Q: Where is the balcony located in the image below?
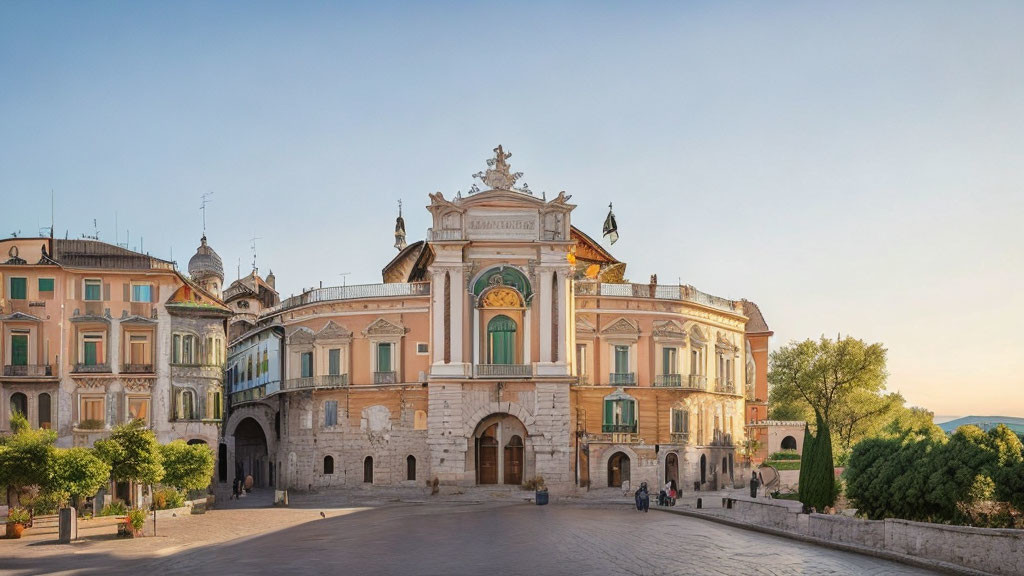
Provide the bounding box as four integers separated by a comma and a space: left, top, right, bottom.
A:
575, 374, 591, 386
686, 375, 707, 390
670, 432, 690, 444
3, 364, 54, 378
475, 364, 532, 378
654, 374, 682, 387
429, 228, 464, 241
602, 423, 638, 434
609, 372, 636, 386
712, 430, 734, 446
283, 374, 349, 391
374, 371, 397, 384
73, 363, 111, 374
573, 281, 740, 315
122, 363, 154, 374
714, 378, 736, 394
264, 282, 430, 316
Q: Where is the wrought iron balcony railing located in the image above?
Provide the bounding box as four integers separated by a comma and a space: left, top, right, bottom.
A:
73, 363, 111, 374
374, 371, 397, 384
283, 374, 349, 391
264, 282, 430, 316
609, 372, 636, 386
714, 377, 736, 394
670, 432, 690, 444
687, 374, 707, 389
475, 364, 532, 378
3, 364, 53, 377
573, 281, 740, 315
654, 374, 682, 387
602, 423, 638, 434
122, 363, 154, 374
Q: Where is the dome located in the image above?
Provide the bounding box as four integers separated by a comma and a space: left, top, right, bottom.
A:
188, 235, 224, 280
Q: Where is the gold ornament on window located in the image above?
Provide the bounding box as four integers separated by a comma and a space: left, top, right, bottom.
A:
482, 287, 522, 308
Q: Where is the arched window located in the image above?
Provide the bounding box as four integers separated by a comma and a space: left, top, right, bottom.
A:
363, 456, 374, 483
406, 455, 416, 481
487, 315, 517, 365
38, 393, 52, 430
10, 392, 27, 419
323, 455, 334, 475
781, 436, 797, 450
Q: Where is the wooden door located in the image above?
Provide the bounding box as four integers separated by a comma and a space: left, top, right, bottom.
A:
503, 435, 523, 485
478, 436, 498, 484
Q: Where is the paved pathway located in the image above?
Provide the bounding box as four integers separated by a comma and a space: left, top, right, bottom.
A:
1, 500, 939, 576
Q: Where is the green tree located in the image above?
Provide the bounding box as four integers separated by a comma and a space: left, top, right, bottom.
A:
768, 336, 892, 457
159, 441, 214, 492
880, 406, 946, 444
0, 413, 57, 507
798, 411, 838, 510
49, 448, 111, 508
94, 419, 164, 490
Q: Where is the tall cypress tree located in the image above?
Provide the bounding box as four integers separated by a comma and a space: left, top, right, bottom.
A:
799, 410, 837, 511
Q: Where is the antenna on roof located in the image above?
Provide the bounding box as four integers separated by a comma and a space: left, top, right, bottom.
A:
237, 258, 241, 281
200, 191, 214, 236
81, 219, 99, 241
249, 235, 262, 274
50, 190, 54, 239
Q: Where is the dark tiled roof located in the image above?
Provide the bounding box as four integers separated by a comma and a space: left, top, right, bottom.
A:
53, 239, 173, 270
742, 299, 771, 333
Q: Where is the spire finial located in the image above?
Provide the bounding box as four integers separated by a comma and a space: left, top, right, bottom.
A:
394, 199, 407, 252
200, 191, 214, 236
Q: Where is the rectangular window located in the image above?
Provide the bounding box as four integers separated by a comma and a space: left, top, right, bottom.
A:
325, 400, 338, 427
128, 334, 150, 364
172, 334, 181, 363
128, 397, 150, 423
614, 345, 629, 373
671, 408, 689, 434
83, 334, 104, 365
10, 277, 27, 300
11, 334, 29, 366
182, 335, 194, 364
38, 278, 54, 299
131, 283, 152, 302
662, 347, 678, 375
690, 349, 703, 375
576, 344, 587, 376
416, 342, 429, 355
603, 398, 636, 432
301, 352, 313, 378
328, 349, 341, 376
81, 396, 105, 423
84, 279, 102, 301
376, 343, 392, 372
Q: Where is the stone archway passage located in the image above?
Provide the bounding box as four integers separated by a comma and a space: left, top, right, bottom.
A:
665, 453, 679, 488
234, 417, 269, 488
781, 435, 797, 450
608, 452, 630, 488
472, 413, 530, 486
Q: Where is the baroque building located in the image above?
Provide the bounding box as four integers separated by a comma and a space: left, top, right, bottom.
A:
0, 237, 230, 472
221, 147, 771, 496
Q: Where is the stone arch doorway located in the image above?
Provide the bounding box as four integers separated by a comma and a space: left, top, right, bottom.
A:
665, 453, 679, 488
471, 413, 529, 485
781, 436, 797, 450
234, 417, 270, 488
608, 451, 630, 487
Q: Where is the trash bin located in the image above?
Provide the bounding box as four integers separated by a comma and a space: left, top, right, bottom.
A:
535, 490, 549, 505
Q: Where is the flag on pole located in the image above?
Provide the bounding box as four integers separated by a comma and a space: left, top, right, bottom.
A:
602, 203, 618, 245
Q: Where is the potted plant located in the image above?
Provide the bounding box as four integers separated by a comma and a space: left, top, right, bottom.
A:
119, 508, 147, 538
6, 507, 30, 539
532, 476, 549, 506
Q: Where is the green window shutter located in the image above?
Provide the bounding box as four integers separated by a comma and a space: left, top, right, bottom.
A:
624, 400, 635, 426
10, 278, 27, 300
615, 346, 629, 373
85, 281, 101, 301
328, 349, 341, 375
603, 400, 613, 426
11, 335, 28, 366
377, 344, 392, 372
487, 315, 517, 365
38, 278, 54, 293
84, 341, 98, 366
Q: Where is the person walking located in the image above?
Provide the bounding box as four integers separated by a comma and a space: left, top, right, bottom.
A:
749, 471, 760, 498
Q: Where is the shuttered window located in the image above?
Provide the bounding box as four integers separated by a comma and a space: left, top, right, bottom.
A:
376, 343, 392, 372
324, 401, 338, 427
38, 278, 54, 299
11, 334, 28, 366
301, 352, 313, 378
84, 279, 102, 301
328, 349, 341, 376
10, 278, 27, 300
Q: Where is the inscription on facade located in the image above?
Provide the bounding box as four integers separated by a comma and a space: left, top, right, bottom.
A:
466, 215, 538, 240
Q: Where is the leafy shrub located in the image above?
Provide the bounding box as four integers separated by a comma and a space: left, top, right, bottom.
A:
77, 419, 105, 430
522, 476, 546, 491
152, 488, 185, 510
126, 508, 146, 531
100, 500, 128, 517
767, 450, 801, 461
6, 507, 30, 524
769, 461, 801, 471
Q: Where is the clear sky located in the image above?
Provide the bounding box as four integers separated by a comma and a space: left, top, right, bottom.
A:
2, 1, 1022, 418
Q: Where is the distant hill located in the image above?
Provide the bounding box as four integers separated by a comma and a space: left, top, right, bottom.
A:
938, 416, 1024, 436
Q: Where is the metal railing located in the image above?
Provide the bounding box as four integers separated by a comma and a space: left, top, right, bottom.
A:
670, 432, 690, 444
712, 431, 734, 446
122, 363, 154, 374
475, 364, 532, 378
574, 281, 739, 314
654, 374, 682, 387
609, 372, 636, 386
264, 282, 430, 316
73, 363, 111, 374
602, 423, 638, 434
686, 374, 707, 389
374, 371, 397, 384
575, 374, 590, 386
714, 377, 736, 394
3, 364, 53, 377
283, 374, 349, 391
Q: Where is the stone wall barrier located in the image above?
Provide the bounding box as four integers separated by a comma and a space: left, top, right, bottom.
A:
807, 513, 884, 549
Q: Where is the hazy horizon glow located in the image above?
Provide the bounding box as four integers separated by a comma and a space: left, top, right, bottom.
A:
2, 1, 1022, 417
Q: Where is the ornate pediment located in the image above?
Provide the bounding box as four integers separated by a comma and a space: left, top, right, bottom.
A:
123, 378, 152, 392
362, 318, 406, 337
652, 320, 686, 340
600, 318, 639, 336
480, 286, 523, 308
716, 331, 739, 352
690, 325, 708, 346
120, 314, 157, 325
316, 320, 352, 341
70, 313, 110, 324
288, 327, 315, 345
1, 311, 42, 323
575, 317, 597, 335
